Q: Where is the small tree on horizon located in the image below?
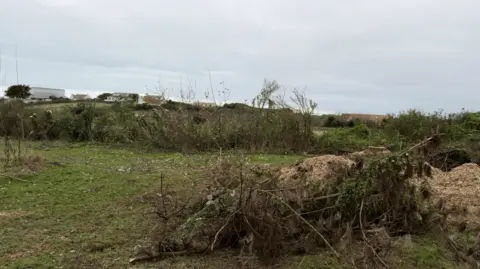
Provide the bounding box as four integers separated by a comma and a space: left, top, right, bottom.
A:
5, 84, 32, 99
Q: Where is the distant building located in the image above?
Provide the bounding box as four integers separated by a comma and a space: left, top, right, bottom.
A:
71, 94, 89, 100
340, 113, 389, 123
105, 92, 136, 102
30, 87, 66, 100
137, 95, 165, 106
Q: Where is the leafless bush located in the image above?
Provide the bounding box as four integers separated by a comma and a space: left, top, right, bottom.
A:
135, 138, 443, 267
0, 100, 26, 168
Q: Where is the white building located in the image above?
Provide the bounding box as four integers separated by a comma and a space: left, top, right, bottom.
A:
105, 92, 136, 102
71, 94, 89, 100
30, 87, 66, 99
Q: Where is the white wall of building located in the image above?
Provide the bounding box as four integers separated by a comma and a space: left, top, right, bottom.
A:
30, 87, 66, 99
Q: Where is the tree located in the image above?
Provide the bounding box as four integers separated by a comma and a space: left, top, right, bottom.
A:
290, 88, 317, 115
5, 84, 32, 99
252, 79, 281, 108
290, 88, 318, 150
96, 92, 112, 101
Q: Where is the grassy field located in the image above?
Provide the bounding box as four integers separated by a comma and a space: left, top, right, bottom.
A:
0, 143, 301, 268
0, 143, 470, 268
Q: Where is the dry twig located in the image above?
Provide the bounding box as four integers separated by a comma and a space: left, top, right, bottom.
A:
359, 198, 389, 269
258, 189, 339, 258
210, 209, 240, 251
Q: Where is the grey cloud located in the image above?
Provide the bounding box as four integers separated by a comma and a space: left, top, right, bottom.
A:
1, 0, 480, 113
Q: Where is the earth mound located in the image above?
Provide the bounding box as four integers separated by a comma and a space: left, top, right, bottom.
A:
133, 150, 433, 266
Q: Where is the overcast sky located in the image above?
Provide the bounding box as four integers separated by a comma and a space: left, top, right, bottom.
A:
0, 0, 479, 114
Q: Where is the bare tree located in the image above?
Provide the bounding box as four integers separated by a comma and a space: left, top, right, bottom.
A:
179, 76, 196, 103
251, 79, 281, 109
273, 87, 291, 109
219, 80, 231, 106
152, 76, 170, 101
205, 72, 232, 106
290, 87, 318, 149
290, 87, 317, 115
206, 71, 217, 105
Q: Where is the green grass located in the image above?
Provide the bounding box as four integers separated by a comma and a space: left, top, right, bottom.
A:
1, 143, 188, 268
0, 142, 468, 268
0, 143, 304, 268
404, 242, 452, 268
395, 235, 471, 269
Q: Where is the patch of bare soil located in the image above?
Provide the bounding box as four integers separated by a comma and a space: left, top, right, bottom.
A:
0, 210, 30, 218
5, 243, 50, 262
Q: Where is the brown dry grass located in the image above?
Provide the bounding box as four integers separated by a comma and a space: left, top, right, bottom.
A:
435, 163, 480, 207
428, 163, 480, 231
21, 155, 44, 173
5, 243, 50, 262
279, 155, 355, 184
0, 154, 44, 177
0, 210, 30, 218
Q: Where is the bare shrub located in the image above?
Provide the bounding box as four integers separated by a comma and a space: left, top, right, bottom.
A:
136, 143, 438, 266
0, 100, 27, 168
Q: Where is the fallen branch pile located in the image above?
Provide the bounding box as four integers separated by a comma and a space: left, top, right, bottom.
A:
132, 137, 451, 266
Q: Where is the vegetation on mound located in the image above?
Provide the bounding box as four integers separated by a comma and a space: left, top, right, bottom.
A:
129, 136, 479, 268
2, 98, 480, 158
2, 79, 480, 161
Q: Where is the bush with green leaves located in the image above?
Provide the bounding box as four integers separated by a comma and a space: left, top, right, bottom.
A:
13, 100, 311, 153
459, 111, 480, 130
380, 109, 476, 150
4, 84, 32, 99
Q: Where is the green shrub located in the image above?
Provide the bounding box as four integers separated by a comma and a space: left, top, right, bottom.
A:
2, 98, 480, 155
460, 111, 480, 130
133, 103, 153, 110
382, 109, 471, 145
